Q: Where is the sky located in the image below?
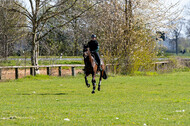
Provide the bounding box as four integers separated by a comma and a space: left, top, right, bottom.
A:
23, 0, 190, 35
164, 0, 190, 36
165, 0, 189, 6
23, 0, 190, 15
165, 0, 190, 16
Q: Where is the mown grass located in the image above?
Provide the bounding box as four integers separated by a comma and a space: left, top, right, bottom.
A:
0, 73, 189, 126
160, 52, 190, 58
0, 56, 83, 66
0, 60, 83, 66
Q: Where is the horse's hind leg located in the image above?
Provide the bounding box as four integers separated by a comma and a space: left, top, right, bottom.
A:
98, 71, 102, 91
85, 76, 90, 88
91, 79, 96, 94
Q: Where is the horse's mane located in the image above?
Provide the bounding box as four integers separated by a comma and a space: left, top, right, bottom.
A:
83, 44, 98, 72
83, 44, 88, 52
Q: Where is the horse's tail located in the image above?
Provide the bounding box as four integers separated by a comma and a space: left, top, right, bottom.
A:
103, 70, 108, 80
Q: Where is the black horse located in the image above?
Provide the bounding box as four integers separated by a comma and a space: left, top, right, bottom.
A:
83, 44, 107, 94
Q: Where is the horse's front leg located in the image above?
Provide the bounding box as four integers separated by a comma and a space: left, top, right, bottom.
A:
91, 74, 96, 94
85, 75, 90, 88
98, 71, 102, 91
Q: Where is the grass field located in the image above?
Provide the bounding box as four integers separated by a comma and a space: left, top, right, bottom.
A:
0, 56, 83, 66
0, 59, 83, 66
0, 72, 189, 126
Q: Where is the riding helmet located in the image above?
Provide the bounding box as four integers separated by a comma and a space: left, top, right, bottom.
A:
91, 34, 96, 38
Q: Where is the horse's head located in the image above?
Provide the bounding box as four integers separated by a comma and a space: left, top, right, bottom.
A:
83, 44, 89, 58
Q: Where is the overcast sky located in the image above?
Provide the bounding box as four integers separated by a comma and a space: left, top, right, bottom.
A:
23, 0, 190, 13
23, 0, 190, 30
165, 0, 190, 16
165, 0, 189, 6
166, 0, 190, 7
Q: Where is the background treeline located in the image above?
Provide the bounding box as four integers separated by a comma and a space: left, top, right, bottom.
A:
0, 0, 189, 74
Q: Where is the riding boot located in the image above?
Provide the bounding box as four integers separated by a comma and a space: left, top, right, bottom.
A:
98, 61, 102, 71
97, 59, 102, 71
93, 51, 102, 71
99, 65, 102, 71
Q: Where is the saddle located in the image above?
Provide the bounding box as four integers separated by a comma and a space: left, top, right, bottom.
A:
91, 54, 102, 65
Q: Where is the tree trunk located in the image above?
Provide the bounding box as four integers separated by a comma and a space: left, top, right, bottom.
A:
74, 40, 78, 56
31, 32, 36, 66
176, 37, 178, 55
123, 0, 133, 73
73, 19, 79, 56
31, 31, 39, 75
3, 34, 8, 60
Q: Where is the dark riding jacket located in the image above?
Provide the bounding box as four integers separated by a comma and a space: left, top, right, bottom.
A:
87, 40, 101, 67
87, 40, 99, 52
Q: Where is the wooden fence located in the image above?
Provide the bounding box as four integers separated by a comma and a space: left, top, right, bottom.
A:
0, 61, 172, 81
0, 64, 85, 80
153, 61, 170, 71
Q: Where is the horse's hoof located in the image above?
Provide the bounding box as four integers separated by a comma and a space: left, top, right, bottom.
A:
98, 87, 100, 91
86, 84, 90, 88
92, 91, 95, 94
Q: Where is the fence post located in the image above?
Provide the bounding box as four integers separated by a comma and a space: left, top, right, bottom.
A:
0, 69, 2, 80
30, 67, 33, 76
30, 67, 36, 76
47, 67, 51, 76
58, 66, 62, 76
15, 68, 18, 79
155, 63, 158, 71
72, 67, 75, 76
34, 68, 36, 76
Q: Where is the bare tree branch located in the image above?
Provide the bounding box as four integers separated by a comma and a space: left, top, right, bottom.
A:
36, 1, 100, 42
29, 0, 34, 16
8, 8, 32, 21
37, 0, 76, 27
13, 1, 32, 19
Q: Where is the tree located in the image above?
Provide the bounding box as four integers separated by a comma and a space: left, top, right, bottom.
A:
185, 1, 190, 38
170, 20, 184, 55
0, 0, 26, 59
186, 23, 190, 37
86, 0, 181, 74
3, 0, 99, 74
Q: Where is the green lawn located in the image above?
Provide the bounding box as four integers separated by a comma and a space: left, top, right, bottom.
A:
0, 56, 83, 66
0, 60, 83, 66
161, 52, 190, 58
0, 72, 189, 126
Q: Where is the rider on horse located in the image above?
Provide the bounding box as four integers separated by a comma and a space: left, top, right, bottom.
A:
87, 34, 102, 71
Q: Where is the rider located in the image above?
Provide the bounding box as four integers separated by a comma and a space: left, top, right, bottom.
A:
87, 34, 102, 71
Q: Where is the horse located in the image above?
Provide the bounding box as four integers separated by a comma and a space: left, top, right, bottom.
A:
83, 44, 107, 94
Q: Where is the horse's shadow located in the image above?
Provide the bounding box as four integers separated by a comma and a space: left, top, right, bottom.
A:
38, 93, 68, 95
17, 93, 68, 95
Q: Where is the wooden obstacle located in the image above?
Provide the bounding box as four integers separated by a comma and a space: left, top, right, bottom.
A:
0, 64, 84, 80
153, 61, 170, 71
0, 61, 172, 80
